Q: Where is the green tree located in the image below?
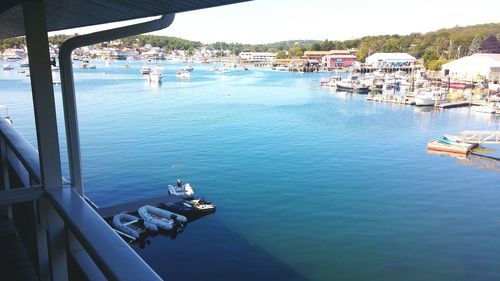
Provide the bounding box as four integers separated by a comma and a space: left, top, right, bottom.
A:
468, 35, 482, 55
276, 51, 288, 59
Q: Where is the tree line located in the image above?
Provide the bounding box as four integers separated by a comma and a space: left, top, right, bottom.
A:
1, 22, 499, 68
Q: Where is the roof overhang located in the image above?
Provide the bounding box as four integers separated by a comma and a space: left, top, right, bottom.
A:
0, 0, 251, 39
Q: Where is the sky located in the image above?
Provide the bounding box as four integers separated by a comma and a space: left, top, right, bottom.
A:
53, 0, 500, 44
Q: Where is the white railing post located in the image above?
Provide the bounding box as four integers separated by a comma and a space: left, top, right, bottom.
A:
58, 14, 175, 196
0, 139, 12, 219
22, 0, 67, 280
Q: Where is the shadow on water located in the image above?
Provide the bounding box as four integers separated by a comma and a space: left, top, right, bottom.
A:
129, 215, 309, 281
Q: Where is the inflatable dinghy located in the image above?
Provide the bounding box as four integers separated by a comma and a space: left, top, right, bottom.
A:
138, 205, 187, 232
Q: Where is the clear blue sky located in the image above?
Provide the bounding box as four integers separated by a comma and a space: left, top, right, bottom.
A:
54, 0, 500, 44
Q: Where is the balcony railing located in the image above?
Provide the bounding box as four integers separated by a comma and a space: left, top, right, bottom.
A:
0, 117, 162, 281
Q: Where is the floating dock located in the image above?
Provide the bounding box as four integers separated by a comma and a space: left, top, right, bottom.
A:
436, 101, 470, 109
427, 139, 478, 155
93, 195, 180, 219
366, 96, 415, 105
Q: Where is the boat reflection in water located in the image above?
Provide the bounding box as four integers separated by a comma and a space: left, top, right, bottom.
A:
427, 149, 500, 172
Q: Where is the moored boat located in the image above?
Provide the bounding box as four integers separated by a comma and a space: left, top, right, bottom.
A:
168, 179, 194, 198
138, 205, 187, 232
473, 104, 498, 114
112, 213, 144, 239
2, 64, 13, 70
176, 70, 191, 79
140, 65, 151, 75
162, 197, 216, 215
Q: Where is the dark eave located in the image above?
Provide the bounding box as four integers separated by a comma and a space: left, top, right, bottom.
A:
0, 0, 251, 39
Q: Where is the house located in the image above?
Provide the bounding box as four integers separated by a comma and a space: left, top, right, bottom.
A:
322, 54, 357, 68
239, 52, 276, 62
2, 48, 26, 60
304, 49, 357, 63
441, 53, 500, 81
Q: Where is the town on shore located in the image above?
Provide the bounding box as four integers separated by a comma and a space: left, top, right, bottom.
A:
1, 23, 500, 113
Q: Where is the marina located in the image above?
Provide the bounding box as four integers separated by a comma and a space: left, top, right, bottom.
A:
1, 60, 499, 281
0, 1, 499, 280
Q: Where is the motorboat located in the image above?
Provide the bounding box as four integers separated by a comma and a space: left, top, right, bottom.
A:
180, 66, 194, 72
148, 70, 162, 83
112, 213, 144, 239
320, 76, 341, 88
162, 197, 216, 215
138, 205, 187, 232
140, 65, 150, 75
335, 76, 369, 94
176, 70, 191, 79
190, 198, 216, 213
168, 180, 194, 198
19, 59, 29, 67
81, 63, 96, 69
2, 64, 13, 70
473, 104, 498, 114
414, 88, 447, 106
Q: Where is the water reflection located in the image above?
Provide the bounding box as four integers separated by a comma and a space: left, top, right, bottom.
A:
427, 150, 500, 172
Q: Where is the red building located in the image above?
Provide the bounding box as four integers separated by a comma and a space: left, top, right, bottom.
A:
322, 54, 357, 69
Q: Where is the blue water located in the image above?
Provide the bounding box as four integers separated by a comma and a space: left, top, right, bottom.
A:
1, 60, 500, 281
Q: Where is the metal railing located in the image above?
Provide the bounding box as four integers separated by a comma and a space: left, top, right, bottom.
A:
0, 117, 162, 281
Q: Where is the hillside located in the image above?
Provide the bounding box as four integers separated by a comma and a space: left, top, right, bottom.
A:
1, 22, 499, 64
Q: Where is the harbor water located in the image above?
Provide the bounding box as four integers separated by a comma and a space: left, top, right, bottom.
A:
1, 61, 500, 281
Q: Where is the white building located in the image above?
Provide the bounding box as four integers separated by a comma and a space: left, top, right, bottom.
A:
2, 48, 26, 60
365, 53, 416, 68
441, 53, 500, 81
239, 52, 276, 62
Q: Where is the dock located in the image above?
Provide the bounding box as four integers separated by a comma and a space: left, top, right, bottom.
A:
366, 96, 415, 105
436, 101, 470, 109
94, 195, 181, 219
427, 139, 478, 155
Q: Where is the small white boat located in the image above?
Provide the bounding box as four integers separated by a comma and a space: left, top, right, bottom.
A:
176, 70, 191, 79
19, 59, 29, 67
112, 213, 143, 239
473, 105, 497, 114
414, 96, 437, 106
81, 63, 96, 69
140, 65, 151, 75
168, 180, 194, 198
414, 88, 447, 106
190, 198, 216, 213
138, 205, 187, 232
2, 64, 13, 71
149, 71, 162, 83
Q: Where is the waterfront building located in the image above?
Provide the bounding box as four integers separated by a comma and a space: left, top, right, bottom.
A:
2, 48, 26, 60
239, 52, 277, 62
365, 52, 416, 68
321, 54, 357, 68
304, 49, 357, 63
441, 53, 500, 82
141, 48, 166, 60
